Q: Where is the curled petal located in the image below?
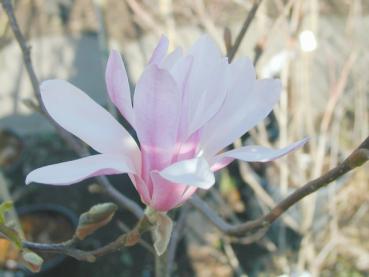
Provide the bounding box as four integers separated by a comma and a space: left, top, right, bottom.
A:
212, 138, 309, 170
158, 157, 215, 189
149, 156, 214, 211
106, 50, 135, 126
26, 154, 135, 186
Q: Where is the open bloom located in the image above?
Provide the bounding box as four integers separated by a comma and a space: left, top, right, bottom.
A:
26, 35, 307, 212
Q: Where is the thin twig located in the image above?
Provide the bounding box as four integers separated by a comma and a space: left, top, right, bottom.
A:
227, 0, 263, 62
96, 176, 144, 218
190, 137, 369, 237
166, 205, 190, 275
22, 216, 152, 262
117, 220, 155, 254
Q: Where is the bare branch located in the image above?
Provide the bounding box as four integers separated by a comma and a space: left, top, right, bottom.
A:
190, 136, 369, 237
166, 205, 190, 275
96, 176, 144, 218
22, 216, 152, 262
227, 0, 263, 62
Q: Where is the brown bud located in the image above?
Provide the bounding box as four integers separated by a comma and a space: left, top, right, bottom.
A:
126, 230, 140, 246
75, 203, 118, 240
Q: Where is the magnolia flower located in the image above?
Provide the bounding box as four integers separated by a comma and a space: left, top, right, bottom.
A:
26, 35, 307, 212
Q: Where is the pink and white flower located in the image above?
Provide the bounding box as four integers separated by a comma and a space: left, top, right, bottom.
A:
26, 35, 307, 212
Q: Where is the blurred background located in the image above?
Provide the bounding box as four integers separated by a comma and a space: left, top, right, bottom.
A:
0, 0, 368, 276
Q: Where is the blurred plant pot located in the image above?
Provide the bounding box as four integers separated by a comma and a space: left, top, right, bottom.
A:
0, 129, 24, 176
0, 204, 78, 276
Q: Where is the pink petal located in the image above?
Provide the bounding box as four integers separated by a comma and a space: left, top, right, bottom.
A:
158, 157, 215, 189
176, 186, 198, 206
26, 154, 135, 186
149, 156, 215, 211
106, 50, 135, 126
129, 174, 151, 206
150, 172, 188, 212
133, 64, 180, 179
201, 59, 281, 157
212, 138, 308, 169
148, 35, 169, 65
40, 80, 140, 168
173, 130, 200, 162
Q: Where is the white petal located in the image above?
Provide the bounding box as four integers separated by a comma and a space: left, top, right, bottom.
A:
184, 36, 225, 135
158, 157, 215, 189
148, 35, 169, 65
40, 80, 140, 165
161, 47, 183, 70
170, 55, 193, 89
201, 59, 281, 157
213, 138, 308, 165
188, 35, 222, 63
106, 50, 135, 126
187, 58, 228, 135
26, 154, 135, 186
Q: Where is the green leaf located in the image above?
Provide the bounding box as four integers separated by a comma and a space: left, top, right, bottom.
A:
0, 201, 13, 224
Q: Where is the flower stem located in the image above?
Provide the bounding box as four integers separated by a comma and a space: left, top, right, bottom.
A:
155, 250, 168, 277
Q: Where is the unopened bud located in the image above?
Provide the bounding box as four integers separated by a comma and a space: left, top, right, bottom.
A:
75, 203, 118, 240
21, 250, 44, 273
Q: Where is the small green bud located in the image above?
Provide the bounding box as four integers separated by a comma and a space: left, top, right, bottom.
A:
0, 223, 22, 248
21, 250, 44, 273
0, 201, 13, 224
